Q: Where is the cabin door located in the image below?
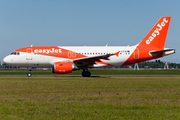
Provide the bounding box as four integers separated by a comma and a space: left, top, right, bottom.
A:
133, 48, 139, 59
26, 48, 33, 60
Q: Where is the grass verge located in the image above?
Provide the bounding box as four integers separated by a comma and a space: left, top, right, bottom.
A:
0, 77, 180, 119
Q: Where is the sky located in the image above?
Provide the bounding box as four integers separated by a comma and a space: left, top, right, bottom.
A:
0, 0, 180, 63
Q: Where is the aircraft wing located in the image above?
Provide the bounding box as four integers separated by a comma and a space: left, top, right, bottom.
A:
73, 51, 120, 65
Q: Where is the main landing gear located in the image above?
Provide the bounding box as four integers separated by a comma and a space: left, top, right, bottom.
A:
81, 69, 91, 77
27, 70, 32, 77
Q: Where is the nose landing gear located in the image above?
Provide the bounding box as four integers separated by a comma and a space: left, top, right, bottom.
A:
27, 70, 32, 77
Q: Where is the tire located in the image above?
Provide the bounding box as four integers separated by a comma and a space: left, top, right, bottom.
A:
27, 73, 32, 77
81, 71, 91, 77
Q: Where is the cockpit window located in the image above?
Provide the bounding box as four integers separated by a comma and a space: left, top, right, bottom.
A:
11, 52, 20, 55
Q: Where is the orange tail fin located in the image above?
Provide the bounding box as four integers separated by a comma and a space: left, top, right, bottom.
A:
122, 17, 171, 66
138, 16, 171, 50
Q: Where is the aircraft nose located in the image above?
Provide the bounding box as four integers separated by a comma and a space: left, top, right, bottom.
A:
3, 56, 11, 64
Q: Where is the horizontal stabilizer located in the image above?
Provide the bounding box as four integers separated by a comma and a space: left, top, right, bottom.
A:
149, 49, 175, 56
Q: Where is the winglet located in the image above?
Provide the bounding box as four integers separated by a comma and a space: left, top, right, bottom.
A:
114, 51, 120, 57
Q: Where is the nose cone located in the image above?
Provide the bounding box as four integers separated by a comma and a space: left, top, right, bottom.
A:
3, 56, 11, 64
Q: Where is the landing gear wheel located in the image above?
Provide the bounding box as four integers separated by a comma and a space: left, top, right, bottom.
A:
27, 70, 32, 77
82, 71, 91, 77
27, 73, 32, 77
85, 71, 91, 77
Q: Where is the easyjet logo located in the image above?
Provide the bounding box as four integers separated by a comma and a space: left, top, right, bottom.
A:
146, 18, 168, 45
34, 48, 62, 53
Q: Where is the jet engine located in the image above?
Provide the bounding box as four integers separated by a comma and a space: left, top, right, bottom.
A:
52, 62, 78, 74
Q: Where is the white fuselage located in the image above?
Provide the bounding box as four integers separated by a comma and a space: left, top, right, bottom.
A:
3, 45, 137, 68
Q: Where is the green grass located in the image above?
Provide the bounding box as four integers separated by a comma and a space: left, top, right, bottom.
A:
0, 69, 180, 77
0, 77, 180, 119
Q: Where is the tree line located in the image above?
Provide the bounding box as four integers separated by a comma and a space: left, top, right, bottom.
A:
120, 61, 180, 69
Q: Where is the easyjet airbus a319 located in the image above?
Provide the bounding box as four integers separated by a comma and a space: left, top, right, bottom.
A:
3, 17, 175, 77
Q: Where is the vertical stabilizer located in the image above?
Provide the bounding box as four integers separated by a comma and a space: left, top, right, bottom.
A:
138, 16, 171, 50
122, 17, 171, 66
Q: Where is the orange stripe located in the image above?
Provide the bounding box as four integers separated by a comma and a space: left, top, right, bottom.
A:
14, 46, 87, 59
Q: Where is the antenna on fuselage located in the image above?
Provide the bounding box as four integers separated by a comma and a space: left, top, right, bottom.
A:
31, 44, 33, 47
106, 44, 108, 47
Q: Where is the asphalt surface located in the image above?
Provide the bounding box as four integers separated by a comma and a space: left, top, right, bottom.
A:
0, 76, 180, 78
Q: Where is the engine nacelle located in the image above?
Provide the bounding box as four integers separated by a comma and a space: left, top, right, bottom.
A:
52, 62, 77, 74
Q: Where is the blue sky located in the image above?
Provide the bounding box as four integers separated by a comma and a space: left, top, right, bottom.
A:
0, 0, 180, 63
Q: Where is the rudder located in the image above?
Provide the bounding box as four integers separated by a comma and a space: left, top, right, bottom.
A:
122, 17, 171, 66
138, 16, 171, 50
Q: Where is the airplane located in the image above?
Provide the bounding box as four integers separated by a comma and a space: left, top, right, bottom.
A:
3, 16, 175, 77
